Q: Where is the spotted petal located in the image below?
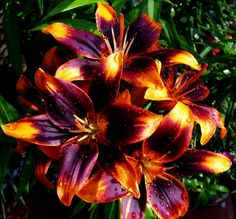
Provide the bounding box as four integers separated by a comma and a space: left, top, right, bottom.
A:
127, 14, 162, 55
98, 146, 140, 198
35, 69, 94, 129
121, 177, 146, 219
43, 23, 107, 59
57, 141, 98, 206
189, 103, 227, 145
77, 170, 127, 203
123, 57, 164, 89
153, 49, 201, 70
1, 114, 69, 146
143, 102, 194, 162
55, 58, 100, 82
146, 173, 189, 219
168, 149, 232, 177
97, 103, 162, 147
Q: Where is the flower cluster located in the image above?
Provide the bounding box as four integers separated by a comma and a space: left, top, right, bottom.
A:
1, 2, 232, 219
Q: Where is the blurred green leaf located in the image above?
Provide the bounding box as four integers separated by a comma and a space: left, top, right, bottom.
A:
38, 0, 44, 16
43, 0, 107, 20
69, 200, 87, 219
2, 0, 23, 76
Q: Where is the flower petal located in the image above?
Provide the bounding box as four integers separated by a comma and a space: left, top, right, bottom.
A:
38, 145, 60, 160
153, 49, 201, 70
146, 173, 189, 219
98, 146, 140, 198
34, 156, 54, 190
127, 14, 162, 55
43, 23, 107, 59
189, 103, 227, 145
123, 57, 164, 89
57, 141, 98, 206
1, 114, 69, 146
121, 177, 146, 219
115, 89, 131, 105
143, 102, 194, 162
96, 2, 120, 44
88, 51, 123, 111
35, 69, 94, 129
169, 149, 232, 177
97, 103, 162, 146
41, 46, 64, 75
55, 58, 100, 82
77, 170, 127, 203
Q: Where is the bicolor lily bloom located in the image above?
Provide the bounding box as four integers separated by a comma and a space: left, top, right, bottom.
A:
42, 2, 200, 91
119, 102, 231, 219
144, 64, 227, 145
1, 69, 162, 206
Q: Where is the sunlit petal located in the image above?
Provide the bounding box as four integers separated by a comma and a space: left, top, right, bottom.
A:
189, 103, 227, 145
77, 170, 127, 203
146, 173, 189, 219
169, 149, 232, 177
145, 87, 172, 101
35, 69, 94, 129
1, 114, 69, 146
123, 57, 164, 89
34, 156, 54, 190
57, 141, 98, 206
97, 103, 162, 146
43, 23, 107, 59
153, 49, 201, 70
127, 14, 162, 55
98, 146, 140, 198
143, 102, 194, 162
55, 58, 100, 82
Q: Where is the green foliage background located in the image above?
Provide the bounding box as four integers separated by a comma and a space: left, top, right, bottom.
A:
0, 0, 236, 218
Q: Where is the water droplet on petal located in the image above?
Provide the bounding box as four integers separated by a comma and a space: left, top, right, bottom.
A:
131, 212, 136, 219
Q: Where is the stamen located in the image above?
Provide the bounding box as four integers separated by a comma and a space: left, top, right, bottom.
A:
102, 34, 113, 54
118, 13, 124, 51
77, 134, 90, 143
73, 114, 86, 125
124, 36, 135, 59
111, 27, 117, 52
173, 63, 208, 96
122, 26, 129, 52
176, 87, 196, 99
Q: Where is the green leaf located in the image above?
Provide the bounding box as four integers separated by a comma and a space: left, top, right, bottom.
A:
69, 200, 87, 219
0, 145, 13, 189
2, 0, 23, 76
30, 19, 97, 33
0, 95, 20, 126
43, 0, 107, 20
38, 0, 44, 16
112, 0, 127, 14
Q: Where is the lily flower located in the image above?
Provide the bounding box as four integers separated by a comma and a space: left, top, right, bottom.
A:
1, 69, 162, 206
144, 64, 227, 145
42, 2, 200, 90
120, 102, 231, 219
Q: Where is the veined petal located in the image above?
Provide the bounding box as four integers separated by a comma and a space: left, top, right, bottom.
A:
146, 173, 189, 219
97, 103, 162, 146
41, 46, 64, 75
121, 177, 146, 219
77, 170, 127, 203
189, 103, 227, 145
98, 146, 140, 198
35, 69, 94, 129
88, 52, 123, 111
57, 141, 98, 206
169, 149, 232, 177
43, 23, 107, 59
1, 114, 69, 146
55, 58, 100, 82
153, 49, 201, 70
127, 14, 162, 55
34, 156, 54, 190
143, 102, 194, 162
96, 2, 119, 43
123, 57, 164, 89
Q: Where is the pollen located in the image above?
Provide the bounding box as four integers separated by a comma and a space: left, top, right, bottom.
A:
43, 23, 71, 39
